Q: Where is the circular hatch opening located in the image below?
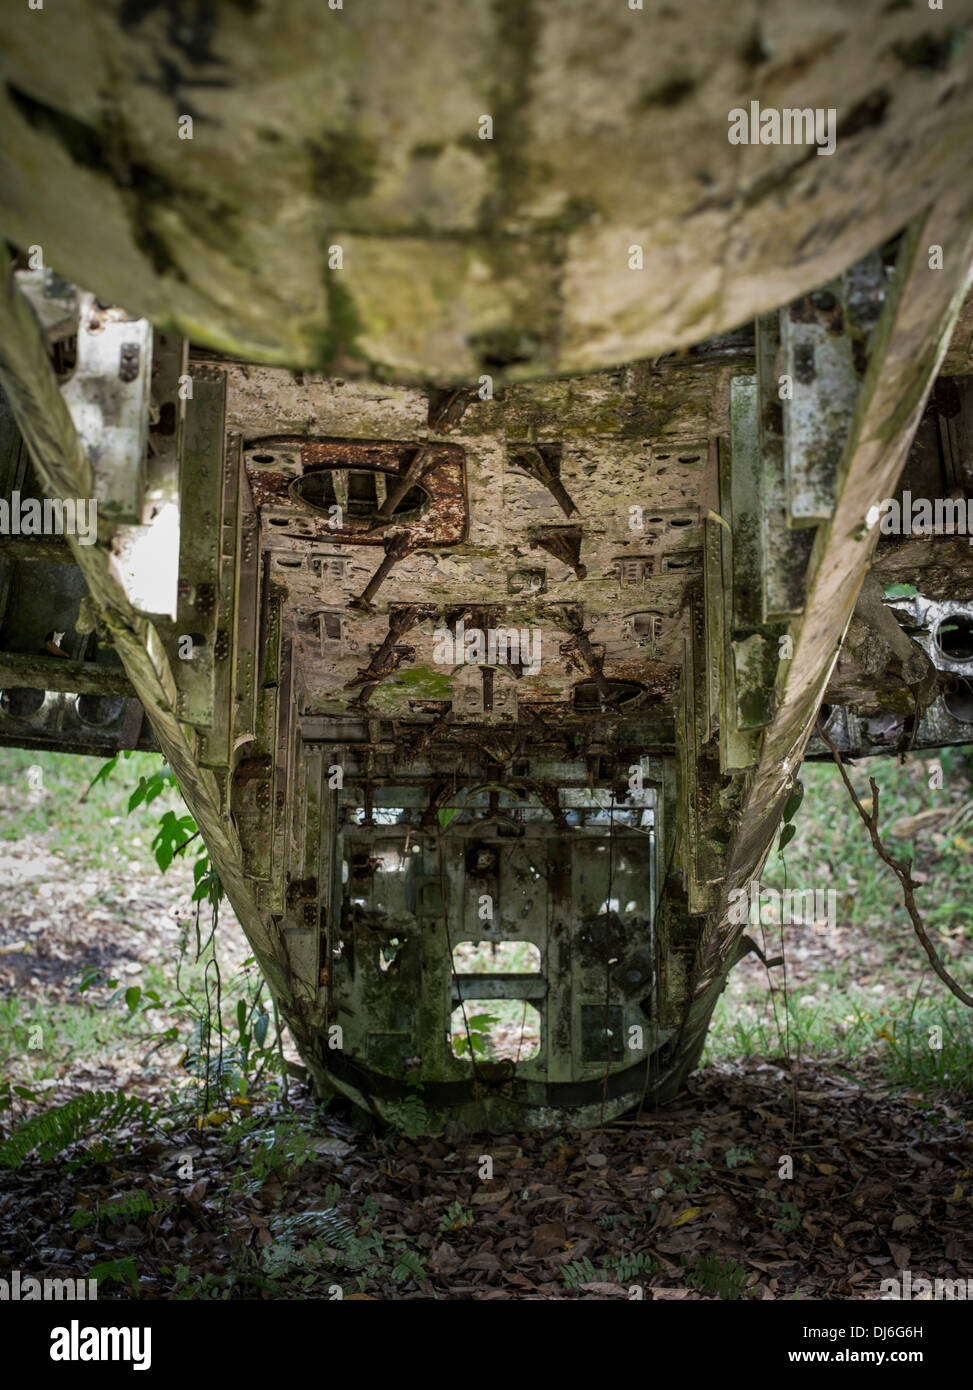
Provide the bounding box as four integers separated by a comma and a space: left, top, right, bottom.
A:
289, 466, 430, 522
0, 688, 46, 719
936, 614, 973, 663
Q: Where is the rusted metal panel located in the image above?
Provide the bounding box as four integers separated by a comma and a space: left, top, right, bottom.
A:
756, 312, 814, 621
781, 287, 860, 526
173, 371, 226, 728
245, 436, 467, 548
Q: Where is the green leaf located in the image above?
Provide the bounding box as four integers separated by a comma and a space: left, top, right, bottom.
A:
151, 810, 197, 873
128, 778, 148, 814
466, 1013, 497, 1031
91, 1256, 139, 1294
80, 753, 120, 802
782, 780, 804, 823
77, 964, 105, 994
191, 861, 223, 905
143, 768, 176, 806
778, 823, 796, 853
125, 986, 142, 1013
437, 807, 460, 830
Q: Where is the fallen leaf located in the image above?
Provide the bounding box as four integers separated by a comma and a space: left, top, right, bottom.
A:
528, 1221, 567, 1257
471, 1187, 510, 1206
673, 1206, 702, 1227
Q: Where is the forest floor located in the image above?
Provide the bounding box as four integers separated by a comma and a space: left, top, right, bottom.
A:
0, 746, 970, 1299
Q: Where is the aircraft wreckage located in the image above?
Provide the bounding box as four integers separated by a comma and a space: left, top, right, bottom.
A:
0, 1, 971, 1130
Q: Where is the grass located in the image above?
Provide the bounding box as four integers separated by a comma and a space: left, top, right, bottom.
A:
0, 977, 167, 1080
705, 747, 973, 1096
0, 747, 184, 870
0, 747, 282, 1111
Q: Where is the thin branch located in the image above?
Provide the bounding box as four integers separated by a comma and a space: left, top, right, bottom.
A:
173, 830, 201, 857
816, 718, 973, 1009
438, 834, 480, 1118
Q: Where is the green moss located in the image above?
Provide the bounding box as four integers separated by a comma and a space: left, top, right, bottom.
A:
531, 195, 600, 234
484, 0, 540, 218
308, 131, 379, 201
383, 666, 454, 700
313, 277, 365, 370
6, 88, 187, 280
680, 288, 720, 331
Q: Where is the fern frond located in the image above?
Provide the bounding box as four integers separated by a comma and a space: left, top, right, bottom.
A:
270, 1207, 355, 1247
384, 1094, 428, 1138
0, 1090, 152, 1169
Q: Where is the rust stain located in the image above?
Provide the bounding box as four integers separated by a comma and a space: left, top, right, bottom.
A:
246, 435, 467, 547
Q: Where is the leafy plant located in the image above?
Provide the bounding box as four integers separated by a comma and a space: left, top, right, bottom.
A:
269, 1208, 355, 1246
389, 1248, 427, 1284
453, 1011, 499, 1058
90, 1256, 140, 1295
778, 778, 804, 855
243, 1118, 317, 1187
604, 1251, 655, 1282
0, 1079, 41, 1114
675, 1131, 713, 1193
70, 1189, 171, 1230
560, 1251, 655, 1288
384, 1093, 429, 1138
685, 1252, 749, 1300
127, 763, 178, 815
438, 1200, 474, 1233
0, 1090, 152, 1169
84, 753, 222, 906
773, 1201, 802, 1234
596, 1212, 636, 1230
560, 1256, 600, 1289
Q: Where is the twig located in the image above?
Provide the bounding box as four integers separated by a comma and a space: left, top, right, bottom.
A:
816, 718, 973, 1009
173, 830, 201, 857
438, 834, 480, 1120
599, 791, 617, 1124
635, 829, 679, 1122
